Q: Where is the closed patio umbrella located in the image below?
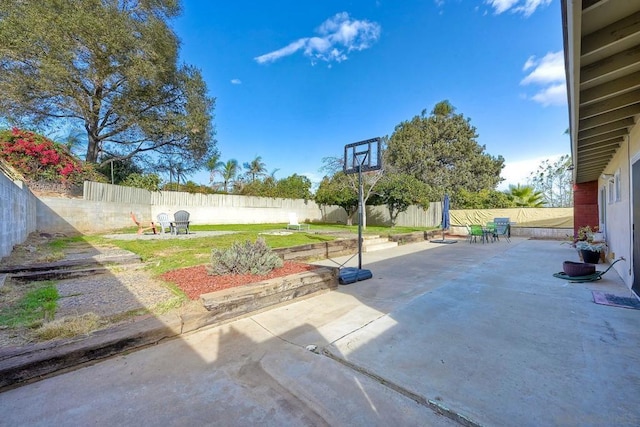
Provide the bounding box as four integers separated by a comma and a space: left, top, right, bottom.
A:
430, 194, 456, 244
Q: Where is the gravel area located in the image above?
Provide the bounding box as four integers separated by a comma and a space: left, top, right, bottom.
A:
55, 267, 176, 319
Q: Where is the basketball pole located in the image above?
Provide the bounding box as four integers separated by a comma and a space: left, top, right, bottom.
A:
357, 164, 363, 270
339, 137, 379, 284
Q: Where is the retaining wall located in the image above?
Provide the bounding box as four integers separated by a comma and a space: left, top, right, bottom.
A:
0, 174, 38, 258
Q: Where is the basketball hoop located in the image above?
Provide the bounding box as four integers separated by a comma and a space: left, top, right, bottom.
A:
339, 137, 382, 284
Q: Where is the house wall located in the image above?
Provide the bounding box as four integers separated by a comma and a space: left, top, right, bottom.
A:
597, 122, 640, 289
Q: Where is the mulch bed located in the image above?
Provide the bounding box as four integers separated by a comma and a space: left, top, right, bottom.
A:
160, 261, 319, 300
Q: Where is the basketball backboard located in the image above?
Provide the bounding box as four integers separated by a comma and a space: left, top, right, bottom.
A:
343, 137, 382, 175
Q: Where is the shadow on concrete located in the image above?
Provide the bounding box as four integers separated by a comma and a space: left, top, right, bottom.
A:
1, 238, 639, 426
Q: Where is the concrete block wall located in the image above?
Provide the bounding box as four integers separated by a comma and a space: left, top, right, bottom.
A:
150, 203, 327, 226
0, 174, 37, 258
36, 197, 152, 234
449, 225, 573, 240
573, 181, 599, 235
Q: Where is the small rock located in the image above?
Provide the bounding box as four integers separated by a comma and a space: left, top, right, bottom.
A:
305, 344, 318, 353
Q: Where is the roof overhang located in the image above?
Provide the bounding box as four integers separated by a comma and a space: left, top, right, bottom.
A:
562, 0, 640, 183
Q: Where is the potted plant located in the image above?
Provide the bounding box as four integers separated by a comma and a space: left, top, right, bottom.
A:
575, 241, 606, 264
563, 226, 607, 263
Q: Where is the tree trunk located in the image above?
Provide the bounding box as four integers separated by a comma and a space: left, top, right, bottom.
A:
362, 207, 367, 230
86, 131, 101, 163
345, 207, 357, 226
389, 208, 398, 227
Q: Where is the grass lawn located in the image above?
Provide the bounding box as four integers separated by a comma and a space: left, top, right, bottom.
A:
0, 281, 58, 328
44, 223, 432, 309
76, 222, 432, 275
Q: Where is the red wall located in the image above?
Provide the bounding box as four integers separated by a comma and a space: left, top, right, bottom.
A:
573, 181, 599, 235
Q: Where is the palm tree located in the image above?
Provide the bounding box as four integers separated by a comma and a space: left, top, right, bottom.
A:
220, 159, 239, 193
269, 168, 280, 179
205, 153, 222, 187
506, 184, 545, 207
243, 155, 267, 182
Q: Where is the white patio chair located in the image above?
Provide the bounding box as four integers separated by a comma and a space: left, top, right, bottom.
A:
156, 212, 171, 234
286, 213, 309, 230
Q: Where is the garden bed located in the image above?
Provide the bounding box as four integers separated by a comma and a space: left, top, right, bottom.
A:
160, 261, 319, 300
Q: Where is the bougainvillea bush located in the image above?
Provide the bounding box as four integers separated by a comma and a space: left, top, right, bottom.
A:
0, 128, 102, 185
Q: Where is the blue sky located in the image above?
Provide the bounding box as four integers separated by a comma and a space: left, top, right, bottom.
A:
171, 0, 567, 190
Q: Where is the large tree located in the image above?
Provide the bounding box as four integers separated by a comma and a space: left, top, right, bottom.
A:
319, 156, 384, 229
373, 173, 430, 227
0, 0, 216, 168
276, 174, 312, 200
386, 100, 504, 201
315, 173, 359, 225
529, 154, 573, 207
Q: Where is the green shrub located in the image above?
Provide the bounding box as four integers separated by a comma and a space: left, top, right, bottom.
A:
207, 237, 283, 276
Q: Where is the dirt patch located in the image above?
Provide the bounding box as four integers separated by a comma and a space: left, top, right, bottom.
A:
0, 232, 66, 267
161, 262, 319, 300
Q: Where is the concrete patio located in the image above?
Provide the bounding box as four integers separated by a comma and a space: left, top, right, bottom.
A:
1, 237, 638, 426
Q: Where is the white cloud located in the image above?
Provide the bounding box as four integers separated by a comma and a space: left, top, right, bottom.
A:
486, 0, 519, 14
230, 79, 242, 85
520, 51, 567, 106
255, 12, 381, 65
522, 55, 536, 71
521, 51, 564, 85
499, 154, 566, 190
531, 83, 567, 106
486, 0, 551, 17
255, 39, 308, 64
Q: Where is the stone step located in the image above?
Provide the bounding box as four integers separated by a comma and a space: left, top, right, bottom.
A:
364, 241, 399, 252
0, 253, 141, 274
10, 267, 115, 282
362, 237, 392, 246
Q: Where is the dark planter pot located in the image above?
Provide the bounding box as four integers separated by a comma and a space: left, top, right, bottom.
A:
563, 261, 596, 276
580, 249, 601, 264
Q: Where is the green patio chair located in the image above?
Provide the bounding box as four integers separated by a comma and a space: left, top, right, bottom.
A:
486, 222, 497, 242
468, 224, 484, 243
